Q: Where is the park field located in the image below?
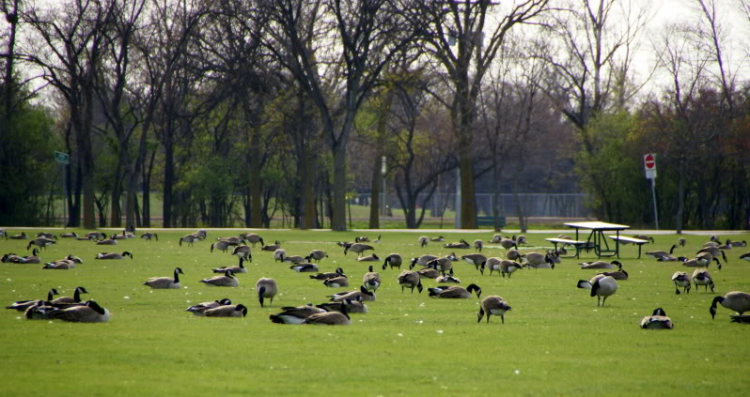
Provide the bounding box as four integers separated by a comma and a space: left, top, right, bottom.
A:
1, 229, 749, 396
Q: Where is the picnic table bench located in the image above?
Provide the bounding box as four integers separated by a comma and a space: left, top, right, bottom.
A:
545, 238, 594, 259
564, 221, 631, 259
607, 235, 649, 259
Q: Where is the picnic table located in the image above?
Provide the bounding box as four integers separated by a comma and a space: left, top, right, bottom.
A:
563, 221, 630, 259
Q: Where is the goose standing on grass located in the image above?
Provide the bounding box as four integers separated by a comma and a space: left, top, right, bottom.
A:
710, 292, 750, 319
210, 240, 233, 253
488, 234, 503, 243
231, 245, 252, 265
178, 234, 199, 247
500, 260, 524, 278
241, 233, 264, 247
274, 248, 287, 262
428, 284, 482, 299
577, 275, 618, 306
306, 249, 328, 263
269, 305, 327, 324
419, 236, 429, 247
474, 240, 483, 252
330, 286, 376, 302
397, 270, 423, 293
256, 278, 278, 307
427, 256, 453, 274
382, 253, 402, 270
204, 304, 247, 318
646, 244, 677, 259
462, 253, 487, 271
201, 270, 239, 287
697, 246, 728, 264
525, 252, 556, 269
499, 237, 518, 250
506, 249, 523, 261
478, 296, 512, 324
145, 267, 184, 289
481, 257, 502, 276
410, 254, 438, 269
186, 298, 232, 316
363, 266, 381, 291
671, 272, 691, 294
27, 237, 56, 250
691, 269, 715, 292
344, 243, 374, 257
677, 237, 687, 247
141, 233, 158, 241
48, 300, 111, 323
640, 308, 673, 329
95, 251, 133, 260
302, 303, 351, 325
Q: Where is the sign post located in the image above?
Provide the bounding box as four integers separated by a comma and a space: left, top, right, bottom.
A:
643, 153, 659, 230
54, 152, 70, 227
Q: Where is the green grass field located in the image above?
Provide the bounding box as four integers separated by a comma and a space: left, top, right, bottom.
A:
1, 229, 749, 396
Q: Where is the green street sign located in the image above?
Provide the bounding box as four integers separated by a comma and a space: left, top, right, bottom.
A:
54, 151, 70, 164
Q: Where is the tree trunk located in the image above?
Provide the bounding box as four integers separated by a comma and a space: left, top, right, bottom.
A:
331, 140, 348, 231
75, 113, 96, 230
163, 126, 174, 227
250, 131, 262, 228
300, 153, 317, 229
369, 155, 382, 229
142, 149, 155, 227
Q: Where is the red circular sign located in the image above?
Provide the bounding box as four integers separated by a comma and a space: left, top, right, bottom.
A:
644, 154, 656, 169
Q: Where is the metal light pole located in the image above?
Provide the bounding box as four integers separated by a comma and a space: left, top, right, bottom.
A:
644, 153, 659, 230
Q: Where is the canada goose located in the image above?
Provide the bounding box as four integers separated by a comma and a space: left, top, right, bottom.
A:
697, 246, 728, 264
382, 253, 403, 270
444, 239, 470, 249
417, 267, 440, 279
306, 249, 328, 263
337, 241, 354, 249
51, 286, 88, 305
210, 240, 233, 253
48, 300, 111, 323
430, 236, 445, 242
741, 252, 750, 261
354, 236, 371, 243
410, 254, 438, 269
525, 252, 556, 269
217, 236, 244, 245
35, 232, 57, 240
274, 248, 287, 262
577, 275, 618, 306
480, 257, 503, 276
0, 228, 5, 239
42, 260, 75, 269
682, 254, 722, 270
363, 265, 381, 291
145, 267, 184, 289
477, 296, 512, 324
515, 235, 527, 245
640, 308, 673, 329
232, 245, 252, 264
419, 236, 429, 247
9, 232, 28, 240
316, 300, 369, 314
506, 249, 522, 261
373, 234, 383, 243
309, 267, 346, 280
730, 315, 750, 323
677, 237, 687, 247
671, 272, 691, 294
323, 275, 350, 288
201, 270, 239, 287
60, 232, 77, 238
95, 251, 133, 260
710, 291, 750, 319
702, 241, 719, 248
633, 235, 655, 244
397, 270, 423, 293
269, 305, 327, 324
281, 254, 306, 264
27, 237, 56, 250
717, 240, 734, 250
436, 268, 461, 284
499, 238, 517, 250
730, 240, 747, 247
6, 288, 59, 311
8, 249, 41, 264
186, 298, 232, 316
211, 260, 248, 274
330, 286, 376, 302
195, 229, 208, 240
488, 234, 503, 243
691, 269, 715, 293
204, 304, 248, 318
646, 244, 677, 259
344, 243, 374, 257
241, 233, 264, 247
579, 260, 621, 270
428, 284, 482, 299
290, 263, 319, 273
500, 260, 524, 278
178, 234, 200, 247
256, 278, 278, 307
472, 240, 483, 252
656, 254, 687, 262
302, 304, 351, 325
24, 301, 60, 320
261, 241, 282, 251
597, 269, 629, 280
462, 253, 487, 271
426, 256, 453, 273
141, 233, 158, 241
357, 253, 380, 262
113, 231, 134, 240
94, 235, 118, 245
84, 232, 107, 240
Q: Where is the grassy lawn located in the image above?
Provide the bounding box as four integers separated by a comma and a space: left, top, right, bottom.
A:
1, 229, 749, 396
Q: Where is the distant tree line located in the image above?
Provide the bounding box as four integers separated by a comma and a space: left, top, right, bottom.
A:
0, 0, 748, 231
